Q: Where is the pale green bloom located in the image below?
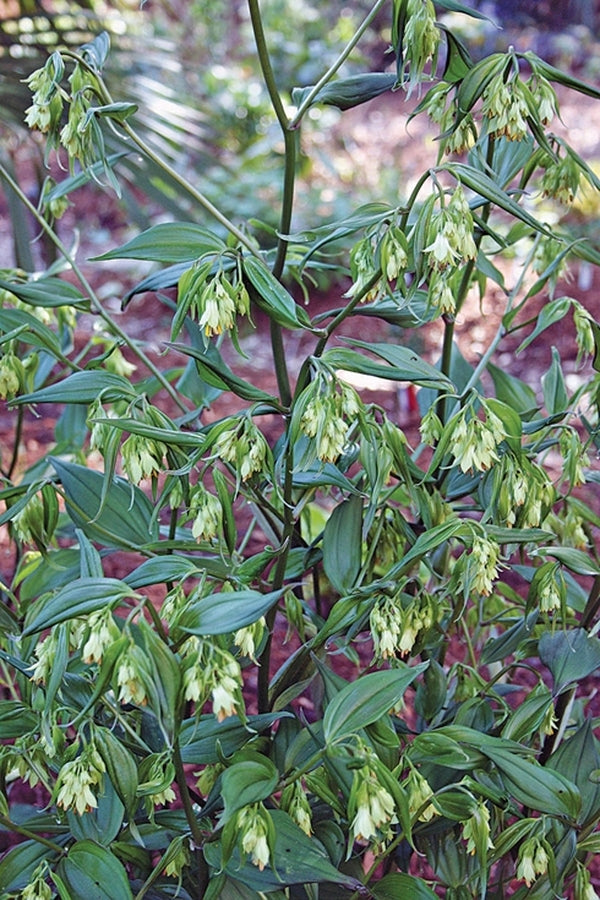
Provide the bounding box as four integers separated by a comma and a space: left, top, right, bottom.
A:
189, 484, 222, 542
30, 629, 58, 684
122, 433, 166, 484
541, 151, 581, 204
401, 0, 441, 95
0, 352, 22, 400
238, 804, 271, 870
82, 609, 120, 664
211, 654, 243, 721
420, 406, 443, 446
281, 781, 312, 836
516, 836, 550, 887
462, 801, 494, 856
573, 303, 595, 362
350, 767, 396, 843
116, 644, 149, 706
405, 767, 439, 822
20, 865, 52, 900
482, 73, 529, 141
213, 417, 269, 482
56, 746, 105, 816
233, 617, 265, 661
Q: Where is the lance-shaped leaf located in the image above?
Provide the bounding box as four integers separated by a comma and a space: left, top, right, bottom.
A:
180, 712, 289, 765
243, 256, 314, 331
179, 589, 284, 636
516, 297, 572, 354
124, 556, 201, 588
323, 664, 428, 744
91, 416, 206, 448
170, 341, 279, 406
23, 577, 136, 636
322, 494, 363, 595
0, 277, 89, 309
549, 720, 600, 828
292, 73, 396, 112
12, 371, 138, 406
446, 163, 553, 237
94, 222, 226, 264
481, 745, 580, 819
51, 458, 158, 549
324, 343, 453, 390
373, 873, 439, 900
532, 547, 600, 577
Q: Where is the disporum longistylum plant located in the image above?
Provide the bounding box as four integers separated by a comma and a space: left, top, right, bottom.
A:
1, 1, 600, 897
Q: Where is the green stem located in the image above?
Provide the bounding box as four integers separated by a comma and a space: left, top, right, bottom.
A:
172, 739, 205, 848
6, 405, 23, 479
288, 0, 389, 129
0, 164, 187, 412
0, 813, 64, 854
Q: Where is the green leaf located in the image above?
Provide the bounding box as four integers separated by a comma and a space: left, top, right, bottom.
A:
12, 371, 137, 406
0, 277, 89, 310
539, 629, 600, 691
95, 727, 139, 817
533, 546, 600, 576
523, 51, 600, 100
322, 495, 363, 595
325, 343, 453, 389
51, 458, 158, 550
542, 347, 568, 415
94, 222, 226, 264
57, 840, 133, 900
243, 256, 313, 331
447, 163, 553, 237
91, 415, 206, 448
170, 341, 279, 406
292, 72, 395, 111
372, 873, 439, 899
0, 840, 57, 893
180, 713, 289, 765
481, 746, 580, 819
221, 752, 279, 822
204, 810, 363, 891
487, 363, 538, 417
549, 720, 600, 828
515, 297, 572, 354
124, 556, 201, 588
178, 589, 284, 635
481, 610, 539, 665
0, 701, 38, 738
23, 577, 135, 636
323, 664, 427, 744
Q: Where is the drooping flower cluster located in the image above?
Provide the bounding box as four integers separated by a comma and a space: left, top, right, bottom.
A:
349, 762, 397, 844
188, 483, 222, 542
82, 608, 120, 664
237, 803, 272, 870
370, 590, 437, 661
424, 184, 478, 272
404, 766, 439, 822
116, 640, 150, 707
462, 801, 494, 857
212, 416, 270, 483
121, 432, 167, 484
23, 51, 65, 134
181, 637, 244, 721
445, 402, 505, 474
490, 455, 555, 529
400, 0, 441, 95
55, 743, 106, 816
0, 351, 23, 400
541, 149, 582, 205
280, 781, 312, 836
516, 834, 553, 887
298, 372, 362, 464
455, 535, 502, 598
178, 263, 250, 338
482, 72, 530, 142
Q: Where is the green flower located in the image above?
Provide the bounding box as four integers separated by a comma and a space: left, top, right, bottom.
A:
482, 73, 529, 141
349, 765, 396, 843
237, 804, 272, 870
121, 432, 166, 484
462, 801, 494, 857
212, 417, 270, 482
82, 609, 120, 664
56, 744, 105, 816
189, 484, 222, 542
0, 352, 23, 400
401, 0, 441, 95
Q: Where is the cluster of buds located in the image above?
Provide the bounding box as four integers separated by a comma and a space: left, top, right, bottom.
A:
55, 742, 106, 816
233, 617, 265, 662
349, 762, 396, 845
575, 864, 600, 900
212, 416, 270, 483
544, 505, 588, 551
424, 184, 478, 272
370, 508, 405, 572
88, 400, 117, 457
10, 492, 47, 547
182, 637, 244, 721
116, 640, 150, 707
455, 535, 502, 598
345, 237, 380, 302
446, 402, 505, 474
23, 51, 65, 134
573, 301, 595, 362
379, 225, 409, 287
370, 590, 436, 661
19, 864, 52, 900
163, 836, 190, 879
482, 72, 530, 142
59, 63, 102, 170
29, 628, 59, 685
121, 432, 167, 485
280, 781, 312, 836
299, 372, 362, 464
530, 75, 558, 126
404, 766, 439, 822
461, 800, 494, 858
530, 562, 565, 614
490, 455, 555, 529
0, 351, 23, 400
541, 150, 581, 205
428, 270, 457, 315
237, 803, 272, 870
423, 85, 477, 156
188, 483, 222, 542
81, 608, 120, 664
559, 428, 590, 489
400, 0, 441, 95
178, 263, 249, 339
138, 753, 177, 810
516, 834, 553, 887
